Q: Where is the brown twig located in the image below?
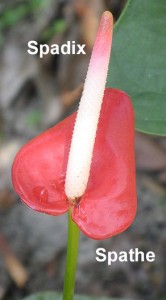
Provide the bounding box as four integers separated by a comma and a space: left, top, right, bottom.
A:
0, 232, 29, 288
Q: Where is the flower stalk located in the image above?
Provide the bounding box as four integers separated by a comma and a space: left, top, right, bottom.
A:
62, 208, 80, 300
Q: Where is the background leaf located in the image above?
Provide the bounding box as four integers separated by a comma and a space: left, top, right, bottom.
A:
107, 0, 166, 135
23, 291, 131, 300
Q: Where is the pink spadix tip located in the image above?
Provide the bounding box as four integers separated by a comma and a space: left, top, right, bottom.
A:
65, 11, 113, 201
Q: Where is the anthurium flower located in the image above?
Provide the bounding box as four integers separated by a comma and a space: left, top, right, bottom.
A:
12, 12, 137, 240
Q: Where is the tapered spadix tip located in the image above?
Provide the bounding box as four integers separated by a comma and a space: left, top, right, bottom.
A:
102, 11, 113, 20
92, 11, 113, 60
101, 11, 113, 27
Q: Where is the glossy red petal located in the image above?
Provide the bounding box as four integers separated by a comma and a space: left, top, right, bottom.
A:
72, 88, 137, 240
12, 114, 76, 215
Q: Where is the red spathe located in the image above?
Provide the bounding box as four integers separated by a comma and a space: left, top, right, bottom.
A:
12, 88, 137, 240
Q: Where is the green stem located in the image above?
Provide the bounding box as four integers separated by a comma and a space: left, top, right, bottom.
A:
62, 208, 80, 300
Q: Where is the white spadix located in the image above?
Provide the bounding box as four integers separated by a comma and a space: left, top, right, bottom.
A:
65, 11, 113, 201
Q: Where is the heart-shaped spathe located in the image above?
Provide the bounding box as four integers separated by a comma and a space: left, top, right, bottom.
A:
12, 88, 137, 240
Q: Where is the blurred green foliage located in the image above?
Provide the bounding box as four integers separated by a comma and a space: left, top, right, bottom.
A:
0, 0, 66, 46
23, 291, 130, 300
42, 19, 66, 41
0, 0, 45, 29
25, 110, 42, 127
108, 0, 166, 136
0, 0, 45, 45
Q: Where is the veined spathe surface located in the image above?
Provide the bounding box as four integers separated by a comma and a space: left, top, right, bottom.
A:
65, 11, 113, 202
